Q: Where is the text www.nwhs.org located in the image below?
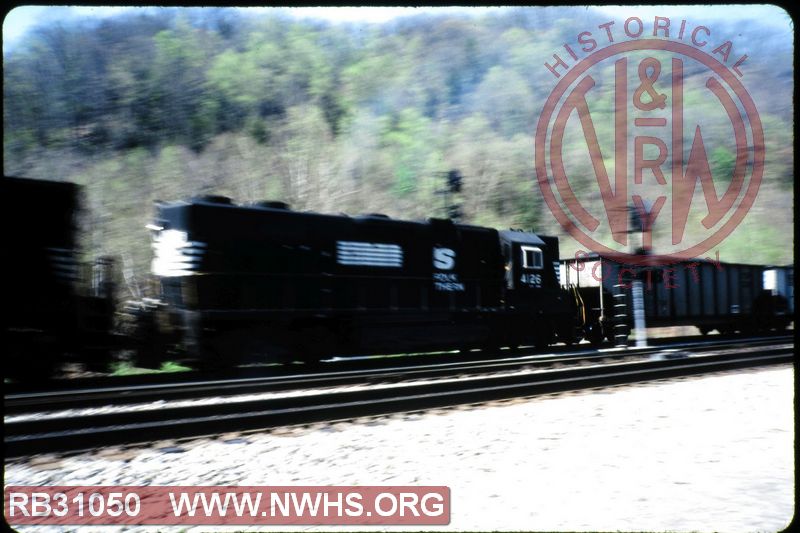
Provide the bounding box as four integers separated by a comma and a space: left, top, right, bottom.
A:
4, 486, 450, 525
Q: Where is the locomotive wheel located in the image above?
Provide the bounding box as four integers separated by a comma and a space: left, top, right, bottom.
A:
557, 324, 577, 346
481, 343, 500, 354
196, 343, 229, 372
586, 322, 604, 347
9, 343, 58, 382
293, 325, 334, 364
194, 331, 241, 372
124, 306, 164, 369
534, 328, 553, 350
134, 340, 163, 369
506, 341, 520, 352
84, 348, 113, 373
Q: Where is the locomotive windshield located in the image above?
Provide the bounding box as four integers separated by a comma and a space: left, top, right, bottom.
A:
521, 246, 543, 270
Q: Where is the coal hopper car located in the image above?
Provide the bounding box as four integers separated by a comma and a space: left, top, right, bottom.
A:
559, 252, 792, 343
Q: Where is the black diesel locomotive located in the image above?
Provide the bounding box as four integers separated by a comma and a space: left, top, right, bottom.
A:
150, 195, 575, 366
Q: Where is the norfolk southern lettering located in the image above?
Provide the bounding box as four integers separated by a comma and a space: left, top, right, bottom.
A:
433, 273, 465, 292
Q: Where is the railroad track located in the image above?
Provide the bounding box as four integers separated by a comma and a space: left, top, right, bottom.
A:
9, 332, 788, 394
4, 338, 792, 457
5, 336, 791, 414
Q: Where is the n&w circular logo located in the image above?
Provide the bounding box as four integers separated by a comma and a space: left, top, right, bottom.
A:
535, 16, 764, 265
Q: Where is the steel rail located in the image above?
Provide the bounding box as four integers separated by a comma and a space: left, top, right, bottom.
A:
5, 336, 791, 414
4, 344, 792, 458
7, 333, 790, 396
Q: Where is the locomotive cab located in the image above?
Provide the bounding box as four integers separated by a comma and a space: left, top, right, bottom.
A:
499, 230, 562, 298
499, 230, 575, 346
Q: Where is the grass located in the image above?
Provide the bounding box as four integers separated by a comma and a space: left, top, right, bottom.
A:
110, 360, 192, 376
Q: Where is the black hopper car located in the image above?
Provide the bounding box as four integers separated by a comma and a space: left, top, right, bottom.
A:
151, 195, 576, 366
560, 253, 793, 344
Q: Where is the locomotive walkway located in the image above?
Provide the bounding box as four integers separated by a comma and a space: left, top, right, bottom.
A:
4, 336, 793, 457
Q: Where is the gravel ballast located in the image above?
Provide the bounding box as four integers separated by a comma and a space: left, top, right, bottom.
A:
4, 365, 793, 532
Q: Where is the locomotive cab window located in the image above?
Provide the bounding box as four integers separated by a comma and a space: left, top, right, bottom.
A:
521, 246, 543, 270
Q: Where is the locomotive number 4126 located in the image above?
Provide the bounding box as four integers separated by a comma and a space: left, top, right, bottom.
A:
521, 273, 542, 287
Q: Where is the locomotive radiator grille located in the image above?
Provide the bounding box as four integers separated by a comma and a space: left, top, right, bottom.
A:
336, 241, 403, 268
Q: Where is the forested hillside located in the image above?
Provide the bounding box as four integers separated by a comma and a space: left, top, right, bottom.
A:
3, 7, 793, 287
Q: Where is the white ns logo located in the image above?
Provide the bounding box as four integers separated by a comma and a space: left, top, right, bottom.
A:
433, 247, 456, 270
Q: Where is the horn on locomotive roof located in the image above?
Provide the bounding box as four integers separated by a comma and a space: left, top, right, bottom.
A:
195, 195, 233, 205
255, 201, 291, 210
